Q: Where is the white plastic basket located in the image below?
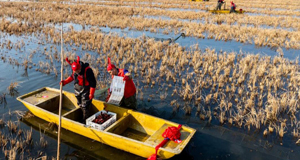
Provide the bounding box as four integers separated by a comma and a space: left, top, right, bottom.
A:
86, 110, 117, 131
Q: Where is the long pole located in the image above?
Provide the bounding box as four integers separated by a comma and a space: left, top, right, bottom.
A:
57, 23, 63, 160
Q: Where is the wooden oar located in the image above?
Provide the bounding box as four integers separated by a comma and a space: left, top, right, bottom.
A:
57, 23, 63, 159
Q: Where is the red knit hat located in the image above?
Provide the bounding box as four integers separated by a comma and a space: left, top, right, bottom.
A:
107, 57, 116, 71
66, 56, 81, 71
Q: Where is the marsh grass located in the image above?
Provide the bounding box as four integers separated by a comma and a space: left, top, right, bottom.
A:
1, 2, 300, 50
0, 93, 7, 107
38, 129, 47, 149
7, 82, 19, 97
25, 128, 33, 145
0, 111, 53, 159
6, 121, 18, 134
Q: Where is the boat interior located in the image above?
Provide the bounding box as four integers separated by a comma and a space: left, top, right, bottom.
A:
19, 87, 193, 150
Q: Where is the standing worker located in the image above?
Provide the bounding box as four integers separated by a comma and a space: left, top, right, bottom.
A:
230, 1, 236, 13
216, 0, 224, 10
106, 57, 137, 110
60, 56, 96, 122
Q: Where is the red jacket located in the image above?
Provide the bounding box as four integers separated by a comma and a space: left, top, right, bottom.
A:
67, 62, 96, 88
111, 69, 136, 98
231, 3, 236, 9
71, 62, 96, 88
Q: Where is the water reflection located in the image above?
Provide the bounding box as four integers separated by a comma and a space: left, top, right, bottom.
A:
21, 68, 28, 78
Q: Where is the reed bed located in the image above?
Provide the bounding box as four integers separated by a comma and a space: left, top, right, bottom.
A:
2, 2, 300, 30
1, 0, 300, 147
0, 114, 51, 159
6, 25, 299, 142
30, 0, 300, 14
0, 2, 300, 50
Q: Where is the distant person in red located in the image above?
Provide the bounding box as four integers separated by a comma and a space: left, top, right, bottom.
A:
106, 57, 137, 110
230, 1, 236, 13
60, 56, 96, 122
216, 0, 224, 10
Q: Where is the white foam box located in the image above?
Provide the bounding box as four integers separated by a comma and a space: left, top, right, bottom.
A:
86, 110, 117, 130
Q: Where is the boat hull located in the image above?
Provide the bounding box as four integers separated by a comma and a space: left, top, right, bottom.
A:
17, 87, 196, 159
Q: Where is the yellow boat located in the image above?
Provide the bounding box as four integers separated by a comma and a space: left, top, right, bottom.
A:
17, 87, 196, 159
21, 112, 142, 160
208, 9, 245, 14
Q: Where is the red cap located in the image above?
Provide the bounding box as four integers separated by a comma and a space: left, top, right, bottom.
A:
66, 56, 81, 71
107, 57, 116, 71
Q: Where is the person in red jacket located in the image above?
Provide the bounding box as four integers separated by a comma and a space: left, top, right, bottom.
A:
230, 1, 236, 13
106, 57, 137, 110
60, 56, 96, 122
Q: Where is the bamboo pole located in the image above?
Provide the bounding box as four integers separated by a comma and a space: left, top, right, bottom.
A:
57, 23, 63, 160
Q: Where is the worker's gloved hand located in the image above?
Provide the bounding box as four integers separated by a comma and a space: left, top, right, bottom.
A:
123, 76, 130, 81
89, 87, 95, 100
60, 76, 73, 86
60, 80, 66, 86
